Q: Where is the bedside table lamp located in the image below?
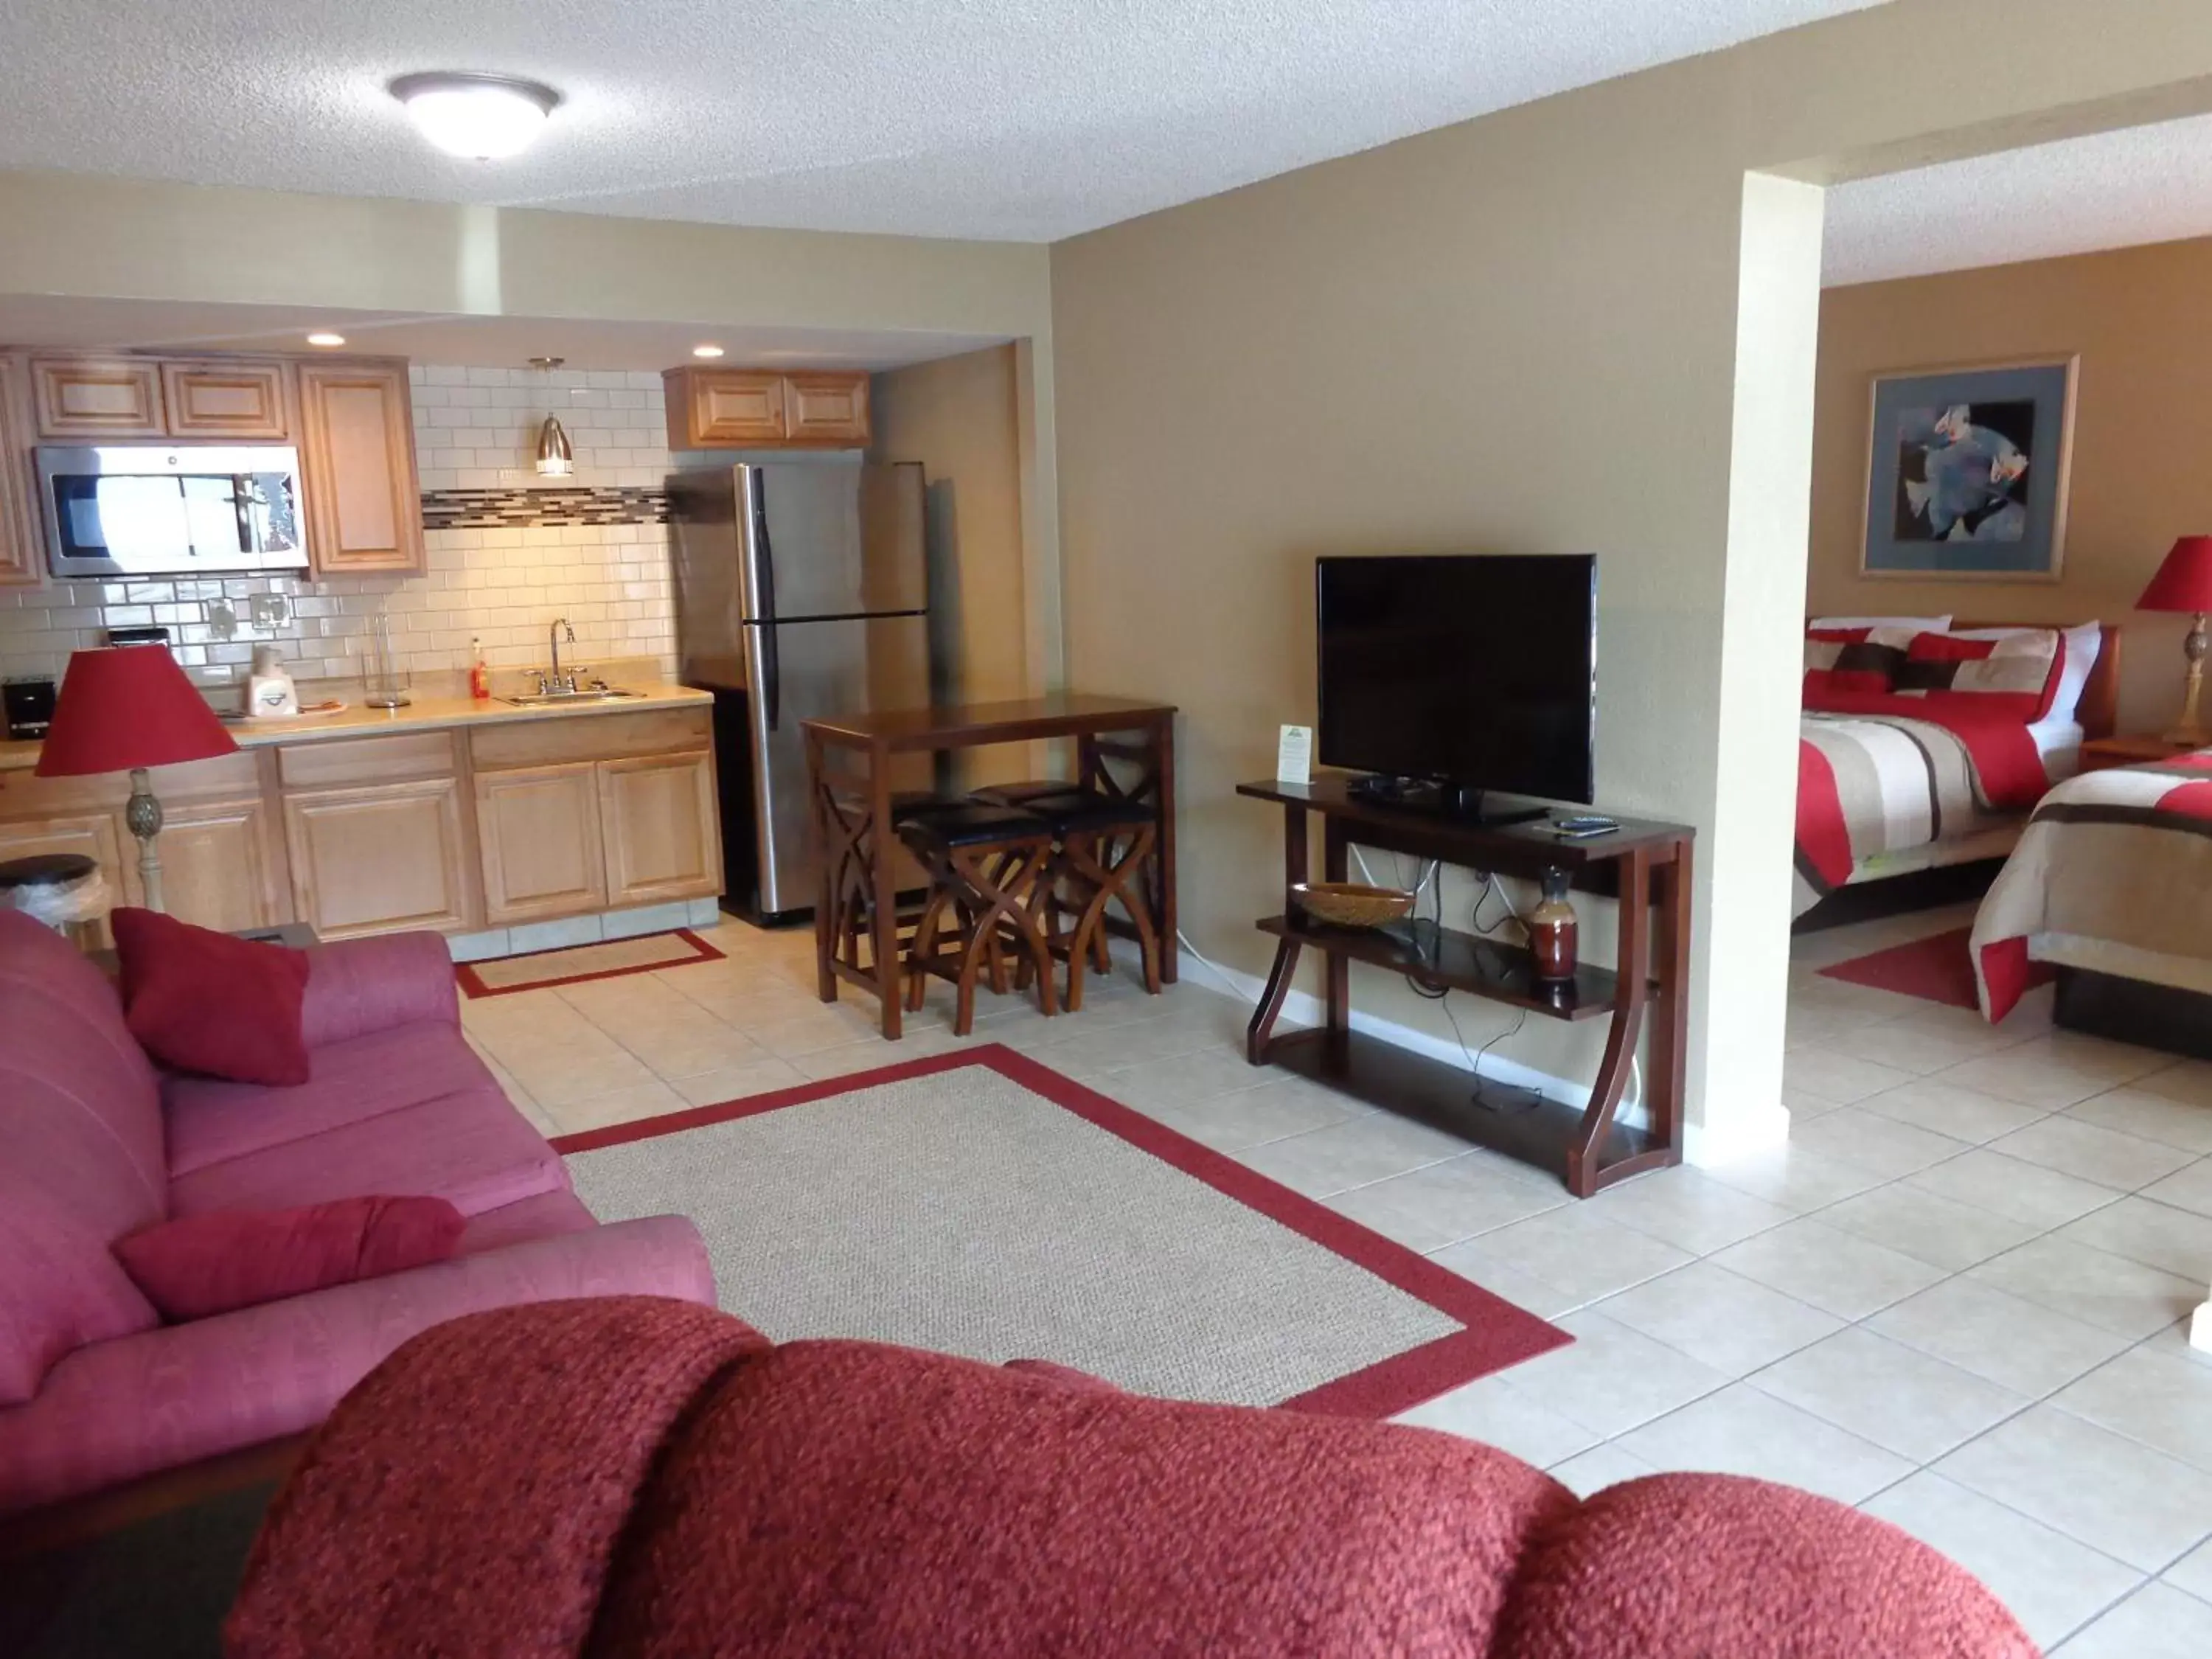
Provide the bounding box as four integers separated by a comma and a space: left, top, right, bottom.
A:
34, 647, 238, 913
2140, 535, 2212, 746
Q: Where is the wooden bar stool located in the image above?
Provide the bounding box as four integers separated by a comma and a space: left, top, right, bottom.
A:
898, 804, 1060, 1035
1008, 789, 1163, 1012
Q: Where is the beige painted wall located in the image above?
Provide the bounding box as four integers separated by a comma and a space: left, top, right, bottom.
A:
1808, 236, 2212, 732
1048, 0, 2212, 1154
871, 344, 1035, 786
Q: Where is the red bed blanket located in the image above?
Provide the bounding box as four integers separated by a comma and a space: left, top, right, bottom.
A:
1795, 698, 2053, 917
1971, 752, 2212, 1020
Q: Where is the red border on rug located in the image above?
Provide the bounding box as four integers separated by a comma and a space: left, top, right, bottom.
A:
552, 1044, 1572, 1420
1817, 924, 2053, 1012
456, 928, 726, 998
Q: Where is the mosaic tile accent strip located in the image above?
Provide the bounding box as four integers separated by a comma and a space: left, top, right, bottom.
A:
421, 486, 670, 529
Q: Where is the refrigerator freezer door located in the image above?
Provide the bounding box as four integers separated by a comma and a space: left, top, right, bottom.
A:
744, 612, 933, 917
667, 467, 747, 689
737, 460, 925, 623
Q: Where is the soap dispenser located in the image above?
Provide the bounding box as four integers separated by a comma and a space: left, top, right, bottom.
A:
246, 644, 300, 720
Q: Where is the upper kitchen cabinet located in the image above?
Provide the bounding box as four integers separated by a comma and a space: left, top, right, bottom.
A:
295, 359, 425, 575
663, 367, 872, 450
32, 356, 166, 438
161, 359, 291, 440
0, 357, 41, 586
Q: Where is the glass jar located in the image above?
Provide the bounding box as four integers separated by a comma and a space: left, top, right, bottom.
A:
1528, 867, 1579, 983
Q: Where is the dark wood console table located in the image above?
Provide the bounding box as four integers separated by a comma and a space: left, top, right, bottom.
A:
1238, 776, 1693, 1197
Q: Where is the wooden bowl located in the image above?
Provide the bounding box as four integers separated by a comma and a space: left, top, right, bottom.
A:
1291, 882, 1414, 929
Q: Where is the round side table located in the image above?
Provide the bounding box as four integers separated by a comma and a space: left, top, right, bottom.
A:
0, 852, 112, 953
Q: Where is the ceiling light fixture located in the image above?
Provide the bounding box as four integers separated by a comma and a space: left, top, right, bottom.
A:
305, 332, 347, 347
691, 344, 726, 359
527, 356, 574, 478
389, 72, 561, 161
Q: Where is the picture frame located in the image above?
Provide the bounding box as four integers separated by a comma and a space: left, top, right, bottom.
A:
1859, 356, 2078, 582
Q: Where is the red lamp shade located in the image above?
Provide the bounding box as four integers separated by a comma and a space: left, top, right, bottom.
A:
35, 647, 238, 778
2138, 536, 2212, 614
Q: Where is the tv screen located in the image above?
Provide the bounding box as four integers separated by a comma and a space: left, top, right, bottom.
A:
1316, 554, 1596, 804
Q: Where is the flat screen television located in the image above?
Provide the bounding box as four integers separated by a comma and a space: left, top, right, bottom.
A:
1315, 553, 1596, 810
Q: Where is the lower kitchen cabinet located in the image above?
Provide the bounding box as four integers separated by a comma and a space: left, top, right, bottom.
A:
283, 776, 474, 939
599, 751, 720, 907
159, 795, 285, 933
476, 762, 609, 925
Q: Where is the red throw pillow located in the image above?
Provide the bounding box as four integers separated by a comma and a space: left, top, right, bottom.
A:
111, 906, 311, 1085
111, 1197, 466, 1321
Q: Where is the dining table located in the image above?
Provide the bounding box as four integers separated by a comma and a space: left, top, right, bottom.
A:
801, 692, 1178, 1039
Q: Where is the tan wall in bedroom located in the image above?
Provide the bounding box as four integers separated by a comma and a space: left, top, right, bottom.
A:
870, 344, 1036, 787
1048, 0, 2212, 1153
1809, 237, 2212, 732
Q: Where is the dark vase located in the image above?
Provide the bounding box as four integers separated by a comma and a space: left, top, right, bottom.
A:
1528, 868, 1579, 983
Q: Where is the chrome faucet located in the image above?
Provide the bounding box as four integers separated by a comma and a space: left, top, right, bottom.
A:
541, 618, 577, 695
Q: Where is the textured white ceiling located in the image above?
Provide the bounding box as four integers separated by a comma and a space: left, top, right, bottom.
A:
1826, 113, 2212, 287
0, 0, 1880, 243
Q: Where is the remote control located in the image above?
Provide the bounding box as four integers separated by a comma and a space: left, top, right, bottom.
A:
1551, 814, 1619, 838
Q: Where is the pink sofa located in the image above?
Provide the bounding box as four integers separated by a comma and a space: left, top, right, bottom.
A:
0, 910, 713, 1516
229, 1298, 2037, 1658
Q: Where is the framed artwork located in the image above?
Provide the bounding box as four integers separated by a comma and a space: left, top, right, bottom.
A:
1860, 357, 2078, 581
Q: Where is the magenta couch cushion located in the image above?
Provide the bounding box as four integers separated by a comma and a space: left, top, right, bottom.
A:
114, 1197, 467, 1322
165, 1023, 495, 1177
167, 1087, 568, 1220
113, 907, 311, 1086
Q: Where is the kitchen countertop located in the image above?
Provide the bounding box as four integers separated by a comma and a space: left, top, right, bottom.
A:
0, 682, 714, 774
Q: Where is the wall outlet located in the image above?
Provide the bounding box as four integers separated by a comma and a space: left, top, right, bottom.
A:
206, 599, 239, 640
248, 594, 291, 629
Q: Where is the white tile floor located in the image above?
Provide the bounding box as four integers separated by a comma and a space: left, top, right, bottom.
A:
465, 900, 2212, 1653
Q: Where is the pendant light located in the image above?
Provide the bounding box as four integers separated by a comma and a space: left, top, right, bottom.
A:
529, 357, 574, 478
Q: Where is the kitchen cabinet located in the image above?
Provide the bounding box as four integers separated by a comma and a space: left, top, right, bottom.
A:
30, 356, 166, 439
283, 776, 473, 939
161, 360, 291, 440
295, 359, 425, 575
662, 367, 872, 450
159, 794, 286, 933
0, 355, 41, 586
476, 762, 609, 925
599, 750, 720, 906
782, 372, 872, 446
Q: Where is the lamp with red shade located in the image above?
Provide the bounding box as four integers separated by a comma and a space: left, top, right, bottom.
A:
2139, 537, 2212, 746
35, 646, 238, 912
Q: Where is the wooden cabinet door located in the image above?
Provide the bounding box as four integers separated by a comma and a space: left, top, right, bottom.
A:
283, 776, 472, 938
159, 794, 288, 933
296, 360, 425, 574
782, 372, 872, 447
31, 357, 166, 438
476, 762, 608, 925
597, 750, 722, 906
0, 356, 42, 586
665, 368, 786, 448
161, 360, 291, 440
0, 810, 128, 945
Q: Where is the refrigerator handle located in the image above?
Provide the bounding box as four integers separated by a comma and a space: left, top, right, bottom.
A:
759, 623, 780, 731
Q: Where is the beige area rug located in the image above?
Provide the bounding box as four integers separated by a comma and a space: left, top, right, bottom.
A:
554, 1046, 1568, 1417
456, 928, 724, 996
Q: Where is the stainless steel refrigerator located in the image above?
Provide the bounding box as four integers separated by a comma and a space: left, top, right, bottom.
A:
668, 458, 931, 923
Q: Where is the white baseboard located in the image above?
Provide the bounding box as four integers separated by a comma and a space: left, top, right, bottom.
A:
1165, 945, 1790, 1171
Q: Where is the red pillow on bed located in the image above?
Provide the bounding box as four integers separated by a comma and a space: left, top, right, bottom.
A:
1804, 627, 1911, 706
1893, 628, 2066, 720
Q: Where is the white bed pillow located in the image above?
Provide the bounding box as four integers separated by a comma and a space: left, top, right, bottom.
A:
1809, 615, 1953, 630
1940, 622, 2103, 725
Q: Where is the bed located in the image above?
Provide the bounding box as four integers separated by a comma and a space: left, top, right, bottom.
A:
1792, 618, 2118, 918
1971, 748, 2212, 1048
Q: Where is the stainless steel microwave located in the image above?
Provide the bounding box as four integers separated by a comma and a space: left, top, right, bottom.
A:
35, 445, 310, 579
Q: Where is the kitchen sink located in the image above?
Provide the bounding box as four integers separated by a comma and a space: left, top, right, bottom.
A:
498, 687, 647, 707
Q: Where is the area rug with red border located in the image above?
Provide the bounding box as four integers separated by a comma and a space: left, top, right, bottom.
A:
456, 928, 724, 998
1818, 924, 2054, 1012
553, 1046, 1568, 1419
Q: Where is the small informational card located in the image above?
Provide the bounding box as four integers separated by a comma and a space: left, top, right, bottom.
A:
1276, 724, 1313, 785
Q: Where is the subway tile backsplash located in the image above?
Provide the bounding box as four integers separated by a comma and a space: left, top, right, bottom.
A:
0, 365, 681, 689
